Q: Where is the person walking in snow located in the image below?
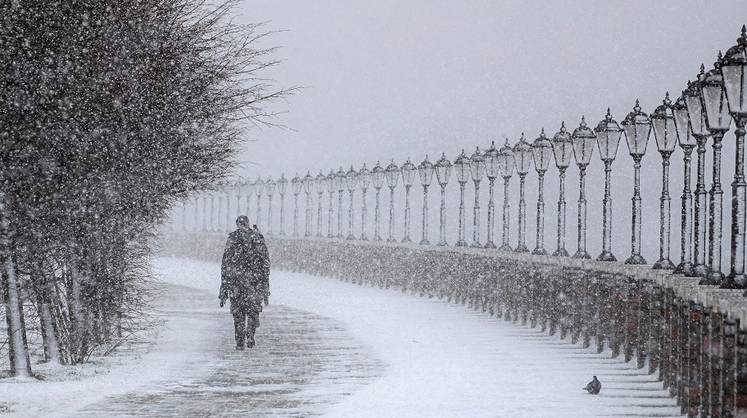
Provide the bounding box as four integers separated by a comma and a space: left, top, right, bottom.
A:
583, 376, 601, 394
219, 215, 270, 350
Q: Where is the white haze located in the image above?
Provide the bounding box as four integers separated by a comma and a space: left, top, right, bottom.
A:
230, 0, 747, 265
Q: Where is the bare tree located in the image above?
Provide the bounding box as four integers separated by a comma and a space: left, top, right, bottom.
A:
0, 0, 293, 374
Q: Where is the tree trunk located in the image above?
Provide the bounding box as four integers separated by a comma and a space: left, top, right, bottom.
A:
36, 270, 62, 365
3, 255, 32, 377
68, 261, 90, 363
0, 196, 32, 378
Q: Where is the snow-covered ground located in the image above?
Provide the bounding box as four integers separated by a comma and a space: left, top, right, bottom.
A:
1, 257, 682, 417
159, 257, 682, 418
0, 283, 217, 418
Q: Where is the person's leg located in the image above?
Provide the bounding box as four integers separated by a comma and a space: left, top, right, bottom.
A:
231, 299, 246, 349
246, 311, 258, 348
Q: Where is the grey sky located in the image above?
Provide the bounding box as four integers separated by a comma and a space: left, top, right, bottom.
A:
232, 0, 747, 262
237, 0, 746, 175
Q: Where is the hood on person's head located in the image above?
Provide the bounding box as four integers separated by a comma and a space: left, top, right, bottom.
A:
236, 215, 250, 229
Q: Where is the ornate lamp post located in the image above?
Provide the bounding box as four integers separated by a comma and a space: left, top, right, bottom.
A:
181, 199, 187, 231
215, 185, 223, 232
291, 174, 301, 236
335, 167, 346, 239
434, 153, 452, 246
277, 174, 287, 236
254, 177, 264, 231
418, 156, 434, 245
194, 195, 200, 233
192, 194, 200, 233
552, 123, 573, 257
719, 29, 747, 289
235, 181, 242, 219
685, 74, 711, 277
371, 162, 385, 241
595, 109, 623, 261
497, 139, 515, 251
209, 192, 216, 231
571, 117, 595, 259
346, 166, 358, 240
215, 189, 225, 232
651, 93, 677, 270
384, 160, 400, 243
216, 187, 223, 231
230, 183, 237, 229
469, 147, 486, 247
265, 178, 276, 235
513, 134, 533, 253
483, 142, 500, 248
401, 158, 417, 243
326, 170, 336, 238
202, 194, 208, 232
672, 96, 696, 275
315, 171, 326, 237
224, 184, 231, 232
621, 100, 651, 265
244, 180, 254, 221
358, 164, 371, 240
701, 57, 733, 284
302, 172, 313, 237
453, 150, 470, 247
531, 129, 552, 255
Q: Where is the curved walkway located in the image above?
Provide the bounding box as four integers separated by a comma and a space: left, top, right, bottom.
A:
47, 257, 683, 418
155, 257, 681, 418
64, 267, 382, 417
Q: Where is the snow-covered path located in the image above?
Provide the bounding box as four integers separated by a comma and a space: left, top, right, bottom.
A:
73, 280, 381, 417
156, 257, 682, 418
4, 257, 683, 417
1, 260, 380, 418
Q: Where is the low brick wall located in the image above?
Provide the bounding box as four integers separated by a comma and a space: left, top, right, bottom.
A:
160, 233, 747, 418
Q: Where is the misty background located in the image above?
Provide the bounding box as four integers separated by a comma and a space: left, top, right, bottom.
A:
216, 0, 747, 265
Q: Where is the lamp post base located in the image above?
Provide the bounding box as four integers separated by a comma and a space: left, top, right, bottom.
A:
346, 234, 356, 240
573, 250, 591, 259
498, 244, 513, 252
438, 241, 448, 247
689, 263, 709, 278
327, 233, 334, 238
552, 248, 569, 257
419, 239, 430, 246
624, 254, 647, 265
401, 236, 412, 244
700, 271, 724, 285
673, 261, 693, 275
531, 248, 547, 256
514, 244, 529, 253
597, 251, 617, 262
652, 258, 675, 270
387, 238, 397, 243
455, 240, 467, 247
470, 241, 482, 248
484, 241, 496, 249
373, 235, 382, 241
721, 274, 747, 289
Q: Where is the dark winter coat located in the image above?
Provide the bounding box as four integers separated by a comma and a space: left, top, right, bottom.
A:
220, 227, 270, 313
